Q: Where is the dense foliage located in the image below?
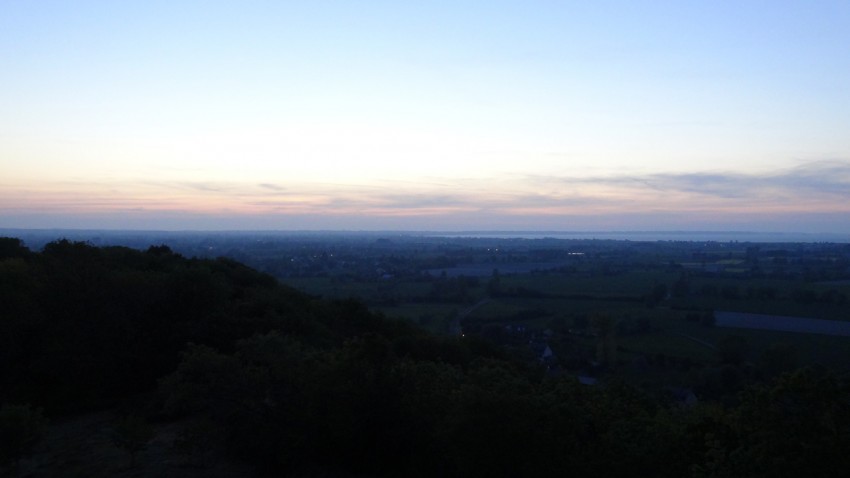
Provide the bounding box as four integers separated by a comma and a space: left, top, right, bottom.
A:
0, 237, 324, 413
2, 237, 850, 476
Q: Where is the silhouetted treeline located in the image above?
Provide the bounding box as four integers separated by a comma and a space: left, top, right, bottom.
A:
2, 237, 850, 476
160, 341, 850, 477
0, 237, 333, 413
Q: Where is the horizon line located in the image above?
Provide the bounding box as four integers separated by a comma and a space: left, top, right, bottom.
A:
3, 226, 850, 239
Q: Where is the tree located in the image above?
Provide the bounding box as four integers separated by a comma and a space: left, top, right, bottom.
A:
592, 313, 618, 366
0, 237, 30, 260
704, 369, 850, 477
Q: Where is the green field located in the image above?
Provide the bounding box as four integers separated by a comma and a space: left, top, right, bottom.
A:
282, 266, 850, 381
496, 270, 678, 297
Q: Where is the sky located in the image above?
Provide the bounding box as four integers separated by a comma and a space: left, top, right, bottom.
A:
2, 0, 850, 232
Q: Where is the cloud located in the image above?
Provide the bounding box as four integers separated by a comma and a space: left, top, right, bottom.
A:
3, 160, 849, 232
533, 160, 850, 205
361, 193, 476, 210
258, 183, 287, 192
662, 162, 850, 200
171, 181, 238, 193
779, 161, 850, 196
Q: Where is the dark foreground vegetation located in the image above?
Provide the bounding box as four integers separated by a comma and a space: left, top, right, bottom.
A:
2, 236, 850, 477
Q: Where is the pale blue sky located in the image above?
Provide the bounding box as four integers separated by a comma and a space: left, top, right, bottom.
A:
2, 1, 849, 231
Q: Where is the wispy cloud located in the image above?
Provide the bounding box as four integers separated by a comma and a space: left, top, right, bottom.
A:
530, 160, 850, 205
258, 183, 287, 192
2, 161, 849, 232
645, 162, 850, 200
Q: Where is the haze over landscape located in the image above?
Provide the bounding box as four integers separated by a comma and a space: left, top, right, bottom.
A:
3, 1, 850, 233
7, 4, 850, 475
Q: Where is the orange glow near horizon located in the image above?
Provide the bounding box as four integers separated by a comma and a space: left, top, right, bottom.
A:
4, 168, 850, 228
3, 3, 850, 232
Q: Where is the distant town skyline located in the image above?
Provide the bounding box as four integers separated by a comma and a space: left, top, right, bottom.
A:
2, 1, 849, 233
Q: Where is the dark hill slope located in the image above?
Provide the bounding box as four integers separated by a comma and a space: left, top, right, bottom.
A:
3, 237, 850, 477
0, 238, 453, 414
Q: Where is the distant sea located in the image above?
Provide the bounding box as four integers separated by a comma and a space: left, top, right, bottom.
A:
2, 228, 849, 244
424, 231, 850, 243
